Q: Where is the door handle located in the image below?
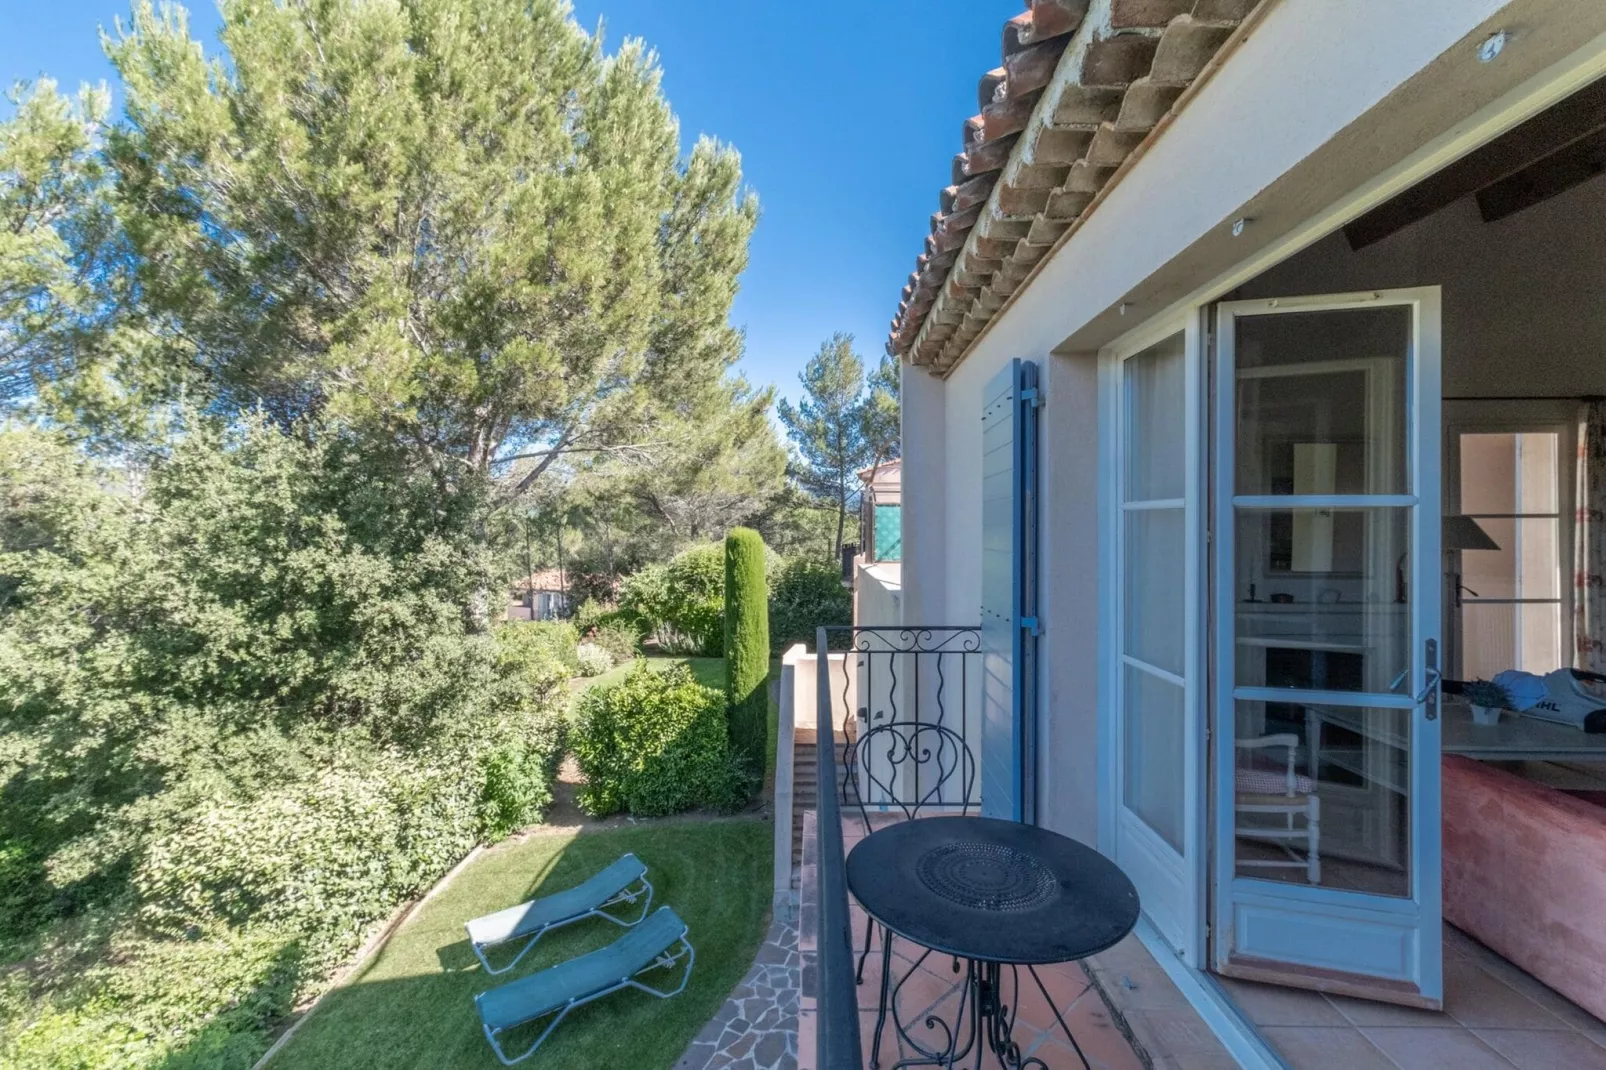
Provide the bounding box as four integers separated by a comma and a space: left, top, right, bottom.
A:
1419, 638, 1440, 721
1415, 667, 1442, 706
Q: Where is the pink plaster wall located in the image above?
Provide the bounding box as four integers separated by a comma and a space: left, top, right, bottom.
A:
1442, 754, 1606, 1022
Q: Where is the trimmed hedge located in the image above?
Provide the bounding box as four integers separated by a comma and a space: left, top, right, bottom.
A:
724, 528, 769, 778
568, 664, 744, 817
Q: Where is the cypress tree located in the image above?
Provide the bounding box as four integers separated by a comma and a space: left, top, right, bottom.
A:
723, 527, 770, 778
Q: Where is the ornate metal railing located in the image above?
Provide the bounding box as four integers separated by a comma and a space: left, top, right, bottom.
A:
814, 626, 862, 1070
813, 625, 983, 1068
833, 626, 983, 825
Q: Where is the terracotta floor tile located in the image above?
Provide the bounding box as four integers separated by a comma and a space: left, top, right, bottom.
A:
1122, 1007, 1230, 1057
1438, 955, 1569, 1030
1095, 965, 1192, 1012
1026, 1030, 1144, 1070
1258, 1026, 1397, 1070
1017, 963, 1094, 1019
1358, 1025, 1514, 1070
1217, 977, 1352, 1026
1149, 1055, 1244, 1070
1468, 954, 1606, 1036
1328, 992, 1462, 1028
1473, 1028, 1606, 1070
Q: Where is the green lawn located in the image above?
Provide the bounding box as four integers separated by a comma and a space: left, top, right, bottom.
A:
272, 820, 771, 1070
568, 654, 726, 696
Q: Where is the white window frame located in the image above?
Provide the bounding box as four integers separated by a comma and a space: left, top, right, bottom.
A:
1443, 400, 1577, 680
1097, 309, 1208, 966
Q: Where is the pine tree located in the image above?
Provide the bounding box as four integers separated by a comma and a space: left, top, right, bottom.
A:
12, 0, 756, 492
776, 333, 871, 559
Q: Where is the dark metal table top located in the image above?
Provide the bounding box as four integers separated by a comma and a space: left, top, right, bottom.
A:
845, 816, 1140, 966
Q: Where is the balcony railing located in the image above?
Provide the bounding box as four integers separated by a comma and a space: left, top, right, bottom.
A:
812, 625, 983, 1068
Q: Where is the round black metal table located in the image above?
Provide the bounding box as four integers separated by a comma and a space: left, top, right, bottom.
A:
846, 817, 1140, 1069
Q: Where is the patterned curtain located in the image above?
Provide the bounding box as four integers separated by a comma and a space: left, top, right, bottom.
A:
1576, 400, 1606, 671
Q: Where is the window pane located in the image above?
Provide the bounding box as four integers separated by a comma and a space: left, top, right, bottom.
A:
1460, 517, 1560, 599
1462, 601, 1563, 678
1234, 699, 1410, 897
1125, 665, 1184, 852
1124, 332, 1186, 502
1124, 507, 1185, 676
874, 504, 902, 562
1460, 432, 1559, 515
1234, 507, 1411, 693
1235, 307, 1410, 496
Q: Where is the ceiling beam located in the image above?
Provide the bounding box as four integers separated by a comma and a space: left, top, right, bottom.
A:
1476, 125, 1606, 222
1343, 75, 1606, 250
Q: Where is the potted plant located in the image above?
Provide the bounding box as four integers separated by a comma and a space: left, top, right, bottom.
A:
1462, 679, 1512, 726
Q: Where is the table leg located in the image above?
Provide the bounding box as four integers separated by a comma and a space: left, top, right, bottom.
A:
1023, 965, 1093, 1070
882, 952, 976, 1069
871, 935, 894, 1068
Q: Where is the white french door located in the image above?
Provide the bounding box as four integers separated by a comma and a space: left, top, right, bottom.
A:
1103, 315, 1205, 963
1212, 288, 1443, 1007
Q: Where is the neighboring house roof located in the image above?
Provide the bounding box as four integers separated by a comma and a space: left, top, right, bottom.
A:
888, 0, 1259, 372
512, 568, 567, 593
857, 458, 902, 485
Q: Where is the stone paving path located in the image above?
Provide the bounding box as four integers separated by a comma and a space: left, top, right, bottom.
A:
675, 894, 801, 1070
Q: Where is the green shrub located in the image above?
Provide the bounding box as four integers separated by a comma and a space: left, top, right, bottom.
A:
590, 617, 642, 664
724, 528, 769, 779
0, 422, 570, 1066
575, 642, 614, 677
568, 664, 743, 817
662, 543, 727, 655
618, 562, 670, 638
617, 546, 727, 655
770, 557, 852, 649
498, 619, 581, 676
133, 752, 478, 948
572, 597, 608, 631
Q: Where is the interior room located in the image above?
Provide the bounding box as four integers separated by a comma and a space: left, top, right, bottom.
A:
1212, 76, 1606, 1068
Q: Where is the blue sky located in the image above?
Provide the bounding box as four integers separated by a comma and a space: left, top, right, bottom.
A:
1, 0, 1015, 405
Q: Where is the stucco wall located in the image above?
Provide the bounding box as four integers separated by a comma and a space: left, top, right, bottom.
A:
898, 0, 1590, 848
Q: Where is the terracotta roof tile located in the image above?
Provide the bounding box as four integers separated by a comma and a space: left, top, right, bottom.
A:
889, 1, 1260, 369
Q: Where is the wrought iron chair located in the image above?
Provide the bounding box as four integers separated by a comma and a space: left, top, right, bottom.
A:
838, 628, 980, 984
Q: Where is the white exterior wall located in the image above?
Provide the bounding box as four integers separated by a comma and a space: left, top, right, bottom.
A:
899, 0, 1602, 847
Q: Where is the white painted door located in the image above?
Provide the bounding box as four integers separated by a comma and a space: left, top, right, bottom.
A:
1212, 289, 1443, 1007
1105, 317, 1204, 963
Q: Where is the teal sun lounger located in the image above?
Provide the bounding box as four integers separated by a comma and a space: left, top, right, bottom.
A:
465, 853, 653, 976
473, 905, 694, 1065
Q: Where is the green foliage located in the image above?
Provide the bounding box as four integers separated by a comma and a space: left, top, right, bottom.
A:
770, 558, 853, 649
572, 597, 610, 631
29, 0, 760, 494
776, 334, 872, 557
575, 643, 614, 677
724, 529, 769, 779
619, 543, 728, 656
568, 665, 743, 817
0, 421, 566, 1066
662, 543, 728, 656
499, 619, 582, 677
589, 618, 642, 665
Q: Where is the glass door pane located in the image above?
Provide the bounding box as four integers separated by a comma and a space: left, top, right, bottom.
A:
1231, 305, 1412, 895
1121, 332, 1187, 849
1455, 432, 1564, 677
1215, 290, 1441, 1005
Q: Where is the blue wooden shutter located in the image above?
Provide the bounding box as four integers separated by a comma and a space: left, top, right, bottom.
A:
980, 360, 1040, 823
